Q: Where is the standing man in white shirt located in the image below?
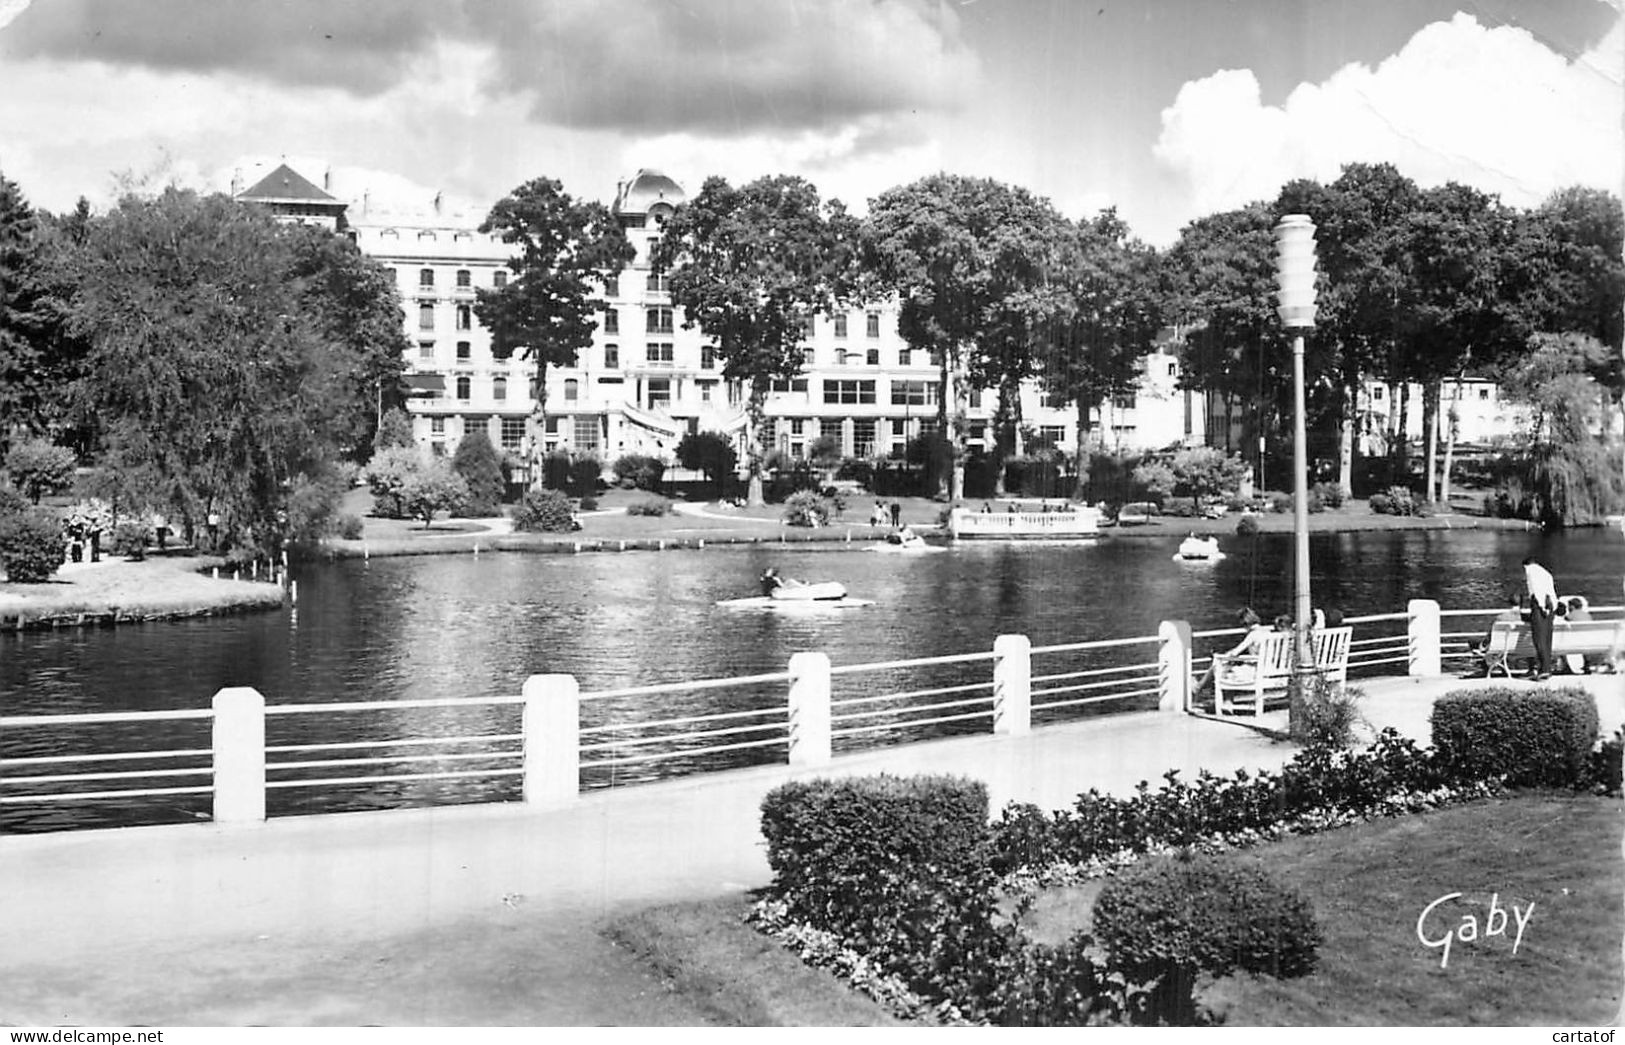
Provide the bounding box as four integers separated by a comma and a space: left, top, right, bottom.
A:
1522, 556, 1558, 681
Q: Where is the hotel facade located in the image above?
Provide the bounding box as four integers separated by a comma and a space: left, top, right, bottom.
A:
241, 165, 1220, 480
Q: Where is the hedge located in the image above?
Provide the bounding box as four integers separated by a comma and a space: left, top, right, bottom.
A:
1431, 685, 1599, 788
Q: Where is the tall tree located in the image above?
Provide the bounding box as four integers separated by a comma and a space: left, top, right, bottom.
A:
474, 177, 634, 487
0, 174, 53, 453
1038, 208, 1163, 497
67, 188, 404, 546
862, 175, 1065, 500
285, 223, 410, 461
651, 174, 855, 506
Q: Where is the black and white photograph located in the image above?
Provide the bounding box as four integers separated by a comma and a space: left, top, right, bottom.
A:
0, 0, 1622, 1033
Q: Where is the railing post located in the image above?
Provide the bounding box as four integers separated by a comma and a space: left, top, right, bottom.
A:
1158, 620, 1193, 712
993, 634, 1031, 735
788, 652, 832, 766
523, 673, 580, 805
1408, 598, 1442, 677
212, 687, 265, 825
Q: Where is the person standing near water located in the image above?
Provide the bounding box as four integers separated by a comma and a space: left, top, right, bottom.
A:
1522, 556, 1558, 681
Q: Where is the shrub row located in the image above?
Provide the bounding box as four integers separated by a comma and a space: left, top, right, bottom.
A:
1431, 686, 1598, 788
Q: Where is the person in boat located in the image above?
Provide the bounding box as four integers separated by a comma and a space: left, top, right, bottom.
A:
887, 525, 920, 545
760, 567, 787, 596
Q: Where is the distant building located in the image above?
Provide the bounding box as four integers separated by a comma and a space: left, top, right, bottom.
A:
239, 164, 1233, 477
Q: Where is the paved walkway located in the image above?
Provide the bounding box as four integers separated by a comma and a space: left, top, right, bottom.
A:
1, 672, 1618, 1026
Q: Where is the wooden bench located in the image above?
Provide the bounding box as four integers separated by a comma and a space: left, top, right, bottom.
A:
1481, 619, 1622, 677
1213, 626, 1353, 717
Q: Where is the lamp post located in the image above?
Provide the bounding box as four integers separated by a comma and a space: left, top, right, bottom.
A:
1273, 215, 1319, 675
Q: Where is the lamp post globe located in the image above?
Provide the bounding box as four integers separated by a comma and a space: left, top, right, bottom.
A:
1274, 214, 1318, 703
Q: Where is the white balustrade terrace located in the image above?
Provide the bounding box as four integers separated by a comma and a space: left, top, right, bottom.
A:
3, 601, 1617, 831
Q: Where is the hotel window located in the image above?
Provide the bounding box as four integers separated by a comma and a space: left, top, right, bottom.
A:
646, 342, 674, 363
866, 312, 880, 338
604, 308, 619, 334
493, 376, 507, 401
853, 418, 876, 456
898, 347, 912, 366
418, 268, 434, 288
418, 303, 435, 330
824, 379, 876, 405
418, 340, 434, 361
699, 380, 715, 402
1478, 387, 1489, 400
646, 307, 673, 334
493, 270, 508, 288
418, 230, 437, 242
455, 376, 471, 401
1040, 425, 1066, 448
431, 417, 446, 436
646, 270, 669, 294
833, 314, 848, 338
770, 376, 809, 394
647, 378, 672, 409
605, 343, 619, 368
603, 275, 619, 297
1373, 386, 1385, 400
1112, 393, 1137, 411
500, 417, 525, 450
1167, 361, 1178, 377
969, 388, 982, 409
701, 345, 715, 369
456, 341, 471, 361
802, 315, 816, 338
564, 379, 579, 401
455, 305, 471, 331
821, 418, 843, 443
573, 415, 600, 450
890, 380, 938, 406
866, 348, 880, 366
456, 269, 471, 288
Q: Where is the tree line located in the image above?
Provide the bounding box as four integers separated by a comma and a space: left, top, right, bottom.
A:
2, 159, 1620, 562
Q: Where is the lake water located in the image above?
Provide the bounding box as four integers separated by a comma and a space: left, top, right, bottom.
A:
3, 527, 1621, 832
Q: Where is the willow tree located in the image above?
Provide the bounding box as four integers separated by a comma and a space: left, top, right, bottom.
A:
651, 174, 855, 506
475, 177, 634, 486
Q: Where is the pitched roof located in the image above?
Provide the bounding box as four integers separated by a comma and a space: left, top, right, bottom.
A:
236, 163, 339, 205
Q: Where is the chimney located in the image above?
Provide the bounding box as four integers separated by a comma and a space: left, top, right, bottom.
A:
230, 168, 242, 196
324, 166, 332, 191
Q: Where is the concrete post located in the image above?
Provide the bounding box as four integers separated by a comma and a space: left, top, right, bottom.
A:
522, 673, 580, 805
1409, 598, 1442, 677
993, 634, 1031, 735
212, 687, 266, 824
788, 652, 832, 765
1158, 620, 1193, 712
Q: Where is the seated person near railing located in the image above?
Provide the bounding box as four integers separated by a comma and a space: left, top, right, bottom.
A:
1471, 594, 1526, 675
1195, 608, 1272, 693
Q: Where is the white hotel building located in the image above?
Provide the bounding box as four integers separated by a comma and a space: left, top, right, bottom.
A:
242, 165, 1209, 478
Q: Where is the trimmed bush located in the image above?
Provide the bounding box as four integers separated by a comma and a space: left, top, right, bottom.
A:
0, 483, 28, 519
759, 774, 990, 939
1092, 852, 1322, 1024
335, 513, 365, 540
1234, 514, 1259, 537
782, 489, 834, 527
625, 495, 670, 517
612, 454, 666, 491
568, 455, 603, 497
511, 487, 577, 533
110, 519, 150, 559
1311, 481, 1345, 509
0, 508, 66, 582
1431, 685, 1599, 788
451, 430, 505, 516
578, 495, 599, 512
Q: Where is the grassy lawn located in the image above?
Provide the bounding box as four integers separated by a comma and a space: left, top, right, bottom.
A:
611, 793, 1622, 1026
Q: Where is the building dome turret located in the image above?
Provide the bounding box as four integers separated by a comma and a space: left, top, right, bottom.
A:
613, 169, 686, 220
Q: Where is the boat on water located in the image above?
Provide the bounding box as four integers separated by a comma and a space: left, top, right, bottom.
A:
947, 501, 1102, 541
716, 571, 872, 609
871, 526, 943, 553
1174, 534, 1224, 561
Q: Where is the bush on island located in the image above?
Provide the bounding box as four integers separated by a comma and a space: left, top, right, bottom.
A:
0, 508, 66, 582
625, 495, 670, 517
512, 487, 577, 533
782, 489, 834, 527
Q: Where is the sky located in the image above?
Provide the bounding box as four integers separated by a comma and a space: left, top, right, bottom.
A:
0, 0, 1620, 246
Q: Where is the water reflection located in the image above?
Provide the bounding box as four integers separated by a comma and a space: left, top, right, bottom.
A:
3, 526, 1620, 832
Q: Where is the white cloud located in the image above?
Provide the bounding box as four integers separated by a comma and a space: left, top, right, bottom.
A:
1153, 12, 1625, 224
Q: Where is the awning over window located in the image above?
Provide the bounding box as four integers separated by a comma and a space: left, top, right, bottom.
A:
401, 373, 446, 396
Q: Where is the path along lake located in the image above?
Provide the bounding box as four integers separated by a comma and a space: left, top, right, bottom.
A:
3, 527, 1621, 832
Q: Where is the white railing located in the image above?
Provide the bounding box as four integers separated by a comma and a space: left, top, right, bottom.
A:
6, 600, 1613, 831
